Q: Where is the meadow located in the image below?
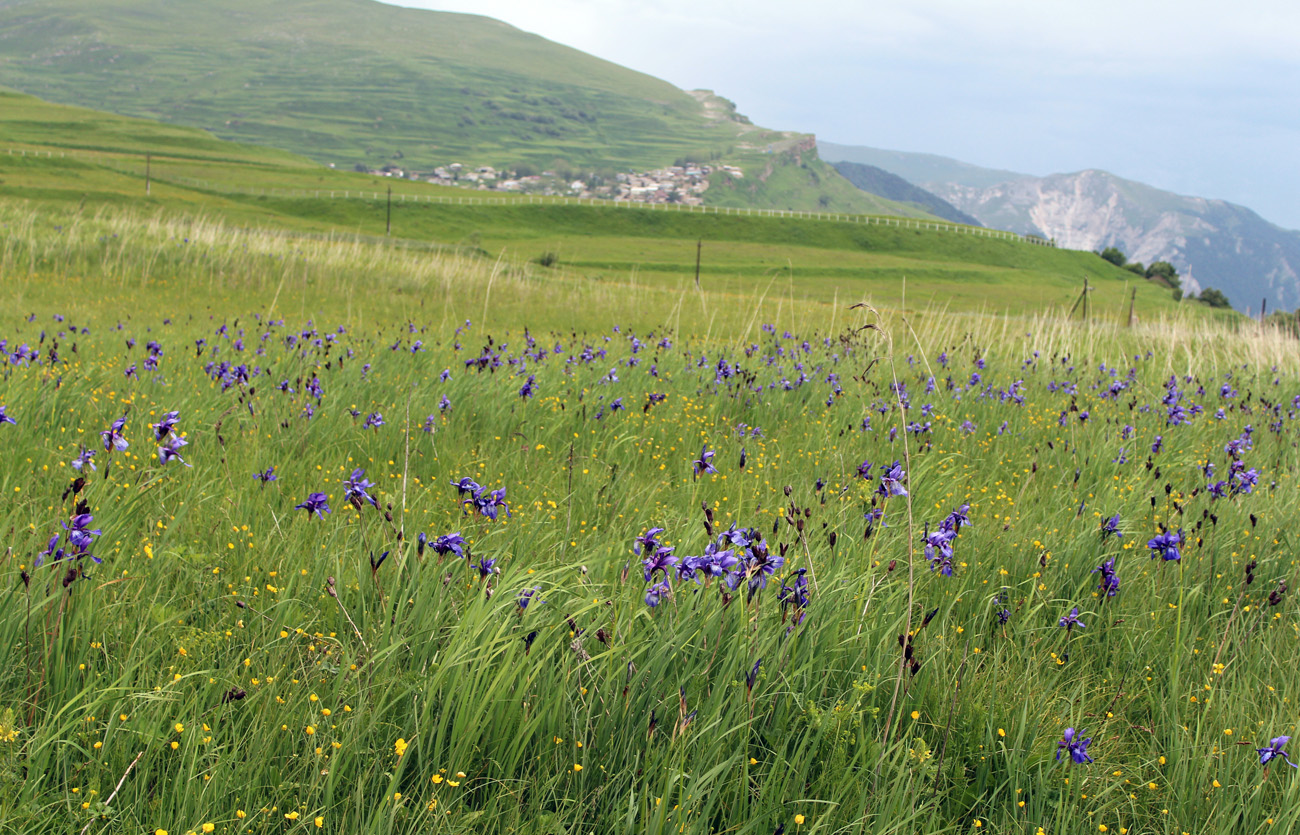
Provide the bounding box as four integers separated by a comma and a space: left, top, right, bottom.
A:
2, 199, 1299, 835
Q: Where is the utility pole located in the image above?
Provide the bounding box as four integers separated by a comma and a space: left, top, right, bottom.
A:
386, 186, 392, 236
145, 152, 151, 196
694, 239, 702, 289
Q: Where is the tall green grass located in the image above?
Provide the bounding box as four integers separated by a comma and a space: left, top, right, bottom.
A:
1, 201, 1298, 835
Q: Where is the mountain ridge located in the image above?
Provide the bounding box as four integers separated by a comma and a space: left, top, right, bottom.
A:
820, 141, 1300, 311
0, 0, 927, 216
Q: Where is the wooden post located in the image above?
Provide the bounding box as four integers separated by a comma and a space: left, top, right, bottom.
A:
145, 152, 151, 196
1127, 287, 1137, 328
1261, 298, 1268, 322
386, 186, 392, 236
694, 239, 702, 289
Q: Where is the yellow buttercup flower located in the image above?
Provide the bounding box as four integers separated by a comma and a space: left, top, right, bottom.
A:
394, 737, 408, 757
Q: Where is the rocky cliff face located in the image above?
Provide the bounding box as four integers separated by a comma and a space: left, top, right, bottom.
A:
817, 143, 1300, 313
928, 170, 1300, 313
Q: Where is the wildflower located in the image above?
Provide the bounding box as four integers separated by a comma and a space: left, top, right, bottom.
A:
432, 532, 466, 558
1256, 736, 1299, 767
517, 586, 543, 610
1056, 727, 1094, 764
343, 468, 378, 509
0, 405, 14, 426
1093, 558, 1120, 597
1059, 607, 1085, 630
61, 515, 101, 556
745, 659, 761, 694
362, 412, 384, 429
295, 493, 332, 519
254, 466, 276, 485
472, 556, 498, 579
1100, 513, 1122, 540
1147, 530, 1183, 562
693, 444, 717, 477
878, 461, 907, 497
644, 581, 670, 607
100, 415, 129, 451
314, 817, 324, 828
157, 435, 190, 466
795, 814, 806, 825
573, 763, 582, 772
71, 446, 96, 472
394, 738, 408, 757
151, 411, 180, 441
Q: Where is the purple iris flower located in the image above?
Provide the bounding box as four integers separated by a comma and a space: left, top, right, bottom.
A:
466, 487, 510, 520
644, 581, 671, 607
151, 411, 180, 441
36, 534, 67, 568
157, 435, 190, 466
1257, 736, 1299, 767
100, 415, 129, 452
432, 532, 466, 558
72, 447, 97, 472
1100, 513, 1122, 540
878, 461, 908, 497
0, 405, 15, 426
693, 444, 717, 478
254, 466, 277, 485
1231, 466, 1259, 496
343, 468, 378, 509
472, 556, 498, 578
517, 586, 543, 610
451, 477, 481, 498
295, 493, 331, 518
1147, 530, 1183, 561
925, 529, 956, 576
856, 459, 873, 479
634, 527, 666, 555
1093, 558, 1120, 597
1056, 728, 1093, 764
642, 545, 678, 582
64, 514, 102, 554
1059, 607, 1085, 630
362, 412, 384, 429
1151, 435, 1163, 453
778, 568, 810, 609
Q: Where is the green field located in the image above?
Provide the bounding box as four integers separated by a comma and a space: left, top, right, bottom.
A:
4, 89, 1293, 835
0, 89, 1224, 325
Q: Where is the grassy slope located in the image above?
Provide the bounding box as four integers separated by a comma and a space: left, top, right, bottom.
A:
0, 89, 1224, 321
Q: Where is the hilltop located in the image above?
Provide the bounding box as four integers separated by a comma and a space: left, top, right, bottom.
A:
0, 0, 913, 216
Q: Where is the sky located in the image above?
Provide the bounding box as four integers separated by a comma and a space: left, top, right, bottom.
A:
391, 1, 1300, 229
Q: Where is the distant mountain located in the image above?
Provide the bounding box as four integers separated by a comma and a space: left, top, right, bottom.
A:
819, 142, 1022, 191
820, 142, 1300, 312
829, 161, 980, 226
0, 0, 927, 216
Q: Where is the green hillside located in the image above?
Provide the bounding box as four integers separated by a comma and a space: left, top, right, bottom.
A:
0, 0, 923, 215
0, 88, 1217, 321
